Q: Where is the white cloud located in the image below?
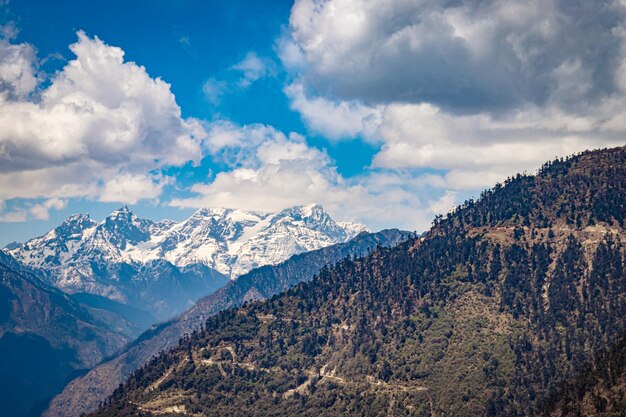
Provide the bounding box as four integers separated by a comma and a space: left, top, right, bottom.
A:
173, 164, 438, 232
281, 0, 626, 191
369, 102, 623, 174
285, 83, 381, 140
0, 22, 19, 40
0, 37, 38, 99
171, 123, 338, 212
286, 0, 626, 112
0, 31, 206, 221
200, 52, 276, 107
2, 2, 622, 234
0, 209, 27, 223
203, 120, 301, 167
281, 87, 623, 191
275, 34, 305, 71
0, 197, 67, 222
99, 173, 165, 205
428, 191, 457, 215
30, 198, 67, 220
171, 122, 452, 232
202, 78, 227, 105
232, 52, 276, 88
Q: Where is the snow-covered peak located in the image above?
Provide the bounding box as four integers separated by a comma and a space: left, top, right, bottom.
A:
164, 208, 265, 246
6, 204, 369, 283
191, 207, 227, 219
63, 212, 94, 224
103, 206, 145, 228
109, 205, 131, 215
301, 203, 325, 218
91, 207, 153, 251
337, 221, 369, 239
267, 204, 358, 242
190, 207, 268, 223
271, 204, 329, 227
6, 212, 97, 268
54, 212, 95, 231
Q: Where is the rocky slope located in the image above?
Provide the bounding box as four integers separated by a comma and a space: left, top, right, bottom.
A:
5, 205, 365, 319
0, 252, 135, 417
90, 146, 625, 417
45, 229, 409, 417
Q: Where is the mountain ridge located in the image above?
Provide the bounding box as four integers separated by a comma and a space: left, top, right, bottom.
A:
89, 146, 625, 417
6, 204, 366, 281
0, 252, 135, 417
5, 204, 365, 319
45, 229, 410, 417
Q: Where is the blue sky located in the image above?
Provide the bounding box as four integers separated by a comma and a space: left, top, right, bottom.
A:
0, 0, 624, 246
3, 0, 376, 171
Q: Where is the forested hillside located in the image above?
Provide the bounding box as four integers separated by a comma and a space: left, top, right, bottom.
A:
47, 229, 409, 417
91, 146, 626, 417
540, 335, 626, 416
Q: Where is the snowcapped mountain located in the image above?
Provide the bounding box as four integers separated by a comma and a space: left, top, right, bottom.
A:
145, 204, 368, 277
4, 204, 367, 317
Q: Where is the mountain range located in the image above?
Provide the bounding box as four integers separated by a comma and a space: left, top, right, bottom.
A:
1, 202, 404, 417
89, 146, 625, 417
5, 204, 367, 319
0, 252, 137, 417
45, 229, 410, 417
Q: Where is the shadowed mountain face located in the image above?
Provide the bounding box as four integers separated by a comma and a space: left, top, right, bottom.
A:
45, 229, 410, 417
0, 253, 134, 417
5, 204, 365, 320
90, 147, 625, 417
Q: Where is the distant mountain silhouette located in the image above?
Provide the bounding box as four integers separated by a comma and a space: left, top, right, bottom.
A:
0, 252, 133, 417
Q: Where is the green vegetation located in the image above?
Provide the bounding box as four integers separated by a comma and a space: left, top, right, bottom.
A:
46, 229, 410, 417
539, 335, 626, 416
91, 146, 626, 417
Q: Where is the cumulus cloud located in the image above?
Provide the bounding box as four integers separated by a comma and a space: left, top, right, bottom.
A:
428, 191, 458, 216
3, 1, 623, 234
0, 197, 67, 222
0, 209, 27, 223
286, 88, 624, 190
0, 36, 38, 99
285, 0, 626, 112
0, 31, 206, 220
371, 102, 625, 178
202, 121, 314, 167
171, 122, 340, 212
171, 122, 449, 231
99, 173, 165, 205
285, 83, 381, 140
30, 198, 67, 220
281, 0, 626, 191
